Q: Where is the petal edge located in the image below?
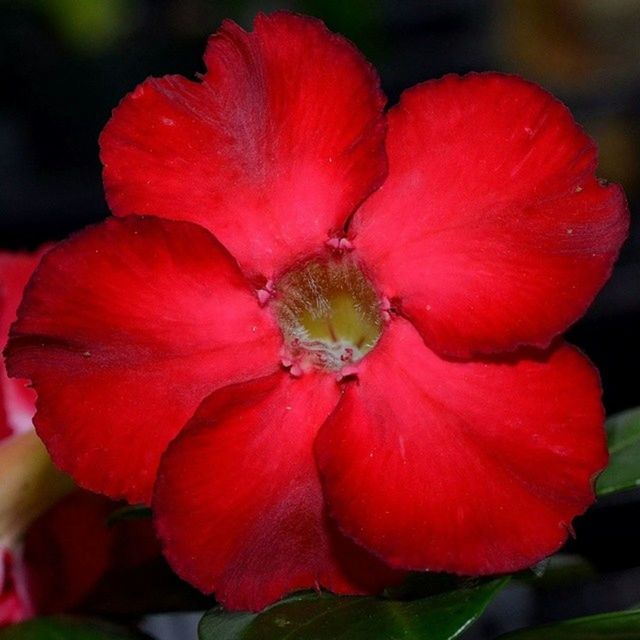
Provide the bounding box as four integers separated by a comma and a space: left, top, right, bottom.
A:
316, 318, 607, 574
352, 72, 629, 357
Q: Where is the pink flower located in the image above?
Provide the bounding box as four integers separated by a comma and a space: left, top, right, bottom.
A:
5, 13, 628, 611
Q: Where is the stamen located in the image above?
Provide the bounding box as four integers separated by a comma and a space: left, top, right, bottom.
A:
381, 296, 392, 323
257, 289, 271, 306
326, 237, 354, 251
257, 280, 275, 306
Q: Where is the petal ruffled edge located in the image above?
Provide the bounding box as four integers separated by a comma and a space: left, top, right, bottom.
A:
352, 72, 629, 357
316, 317, 607, 574
100, 12, 387, 280
154, 371, 401, 611
5, 216, 281, 504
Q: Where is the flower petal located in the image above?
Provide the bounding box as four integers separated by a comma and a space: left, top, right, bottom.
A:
351, 73, 628, 357
316, 318, 607, 574
154, 372, 399, 611
24, 491, 159, 616
23, 492, 113, 615
100, 12, 386, 279
1, 250, 47, 439
5, 216, 281, 504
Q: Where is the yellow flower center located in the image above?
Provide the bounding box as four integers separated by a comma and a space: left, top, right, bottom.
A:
274, 256, 383, 372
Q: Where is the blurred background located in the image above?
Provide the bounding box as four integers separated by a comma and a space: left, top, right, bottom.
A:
1, 1, 638, 638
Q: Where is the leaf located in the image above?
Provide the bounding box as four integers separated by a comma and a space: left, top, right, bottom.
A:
198, 578, 507, 640
385, 572, 474, 600
0, 616, 150, 640
498, 608, 640, 638
517, 554, 596, 589
597, 408, 640, 496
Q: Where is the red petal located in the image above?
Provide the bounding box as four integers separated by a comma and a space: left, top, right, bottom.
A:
5, 216, 281, 504
23, 492, 113, 614
0, 250, 47, 439
100, 12, 386, 279
352, 73, 628, 357
24, 492, 159, 615
154, 372, 399, 611
316, 318, 607, 574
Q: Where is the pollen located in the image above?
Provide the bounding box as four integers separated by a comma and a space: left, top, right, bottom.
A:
273, 256, 383, 372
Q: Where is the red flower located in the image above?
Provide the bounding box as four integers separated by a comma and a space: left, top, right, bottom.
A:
0, 250, 159, 625
4, 13, 628, 611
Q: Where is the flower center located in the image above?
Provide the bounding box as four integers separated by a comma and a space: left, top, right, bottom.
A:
274, 256, 383, 373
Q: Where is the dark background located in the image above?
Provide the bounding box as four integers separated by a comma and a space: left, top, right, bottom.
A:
1, 1, 639, 637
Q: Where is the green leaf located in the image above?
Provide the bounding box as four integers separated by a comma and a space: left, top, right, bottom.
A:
0, 616, 150, 640
498, 608, 640, 638
597, 408, 640, 496
198, 578, 507, 640
517, 554, 596, 589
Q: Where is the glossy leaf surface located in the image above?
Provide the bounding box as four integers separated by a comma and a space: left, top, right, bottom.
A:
597, 408, 640, 496
0, 617, 149, 640
499, 608, 640, 638
199, 579, 506, 640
